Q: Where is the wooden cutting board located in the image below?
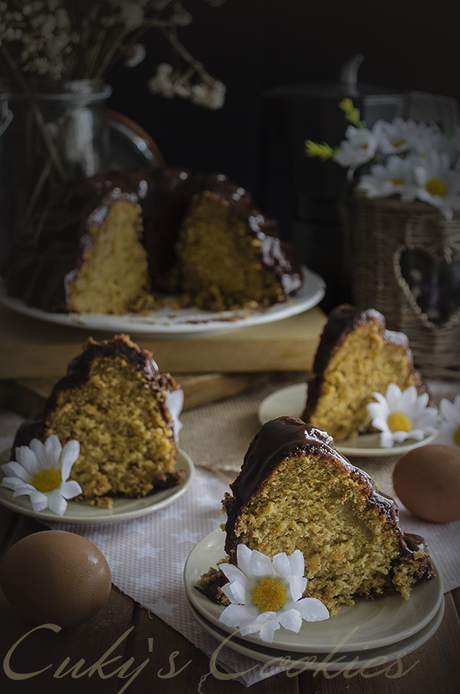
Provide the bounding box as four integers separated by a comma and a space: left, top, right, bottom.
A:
0, 303, 326, 379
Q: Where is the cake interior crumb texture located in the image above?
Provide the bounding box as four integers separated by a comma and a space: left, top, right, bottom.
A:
44, 356, 177, 499
68, 199, 152, 315
222, 452, 430, 615
176, 191, 285, 311
308, 322, 422, 440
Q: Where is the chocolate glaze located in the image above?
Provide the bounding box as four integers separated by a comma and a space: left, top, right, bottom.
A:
2, 168, 303, 311
223, 416, 434, 579
302, 304, 428, 423
11, 334, 179, 460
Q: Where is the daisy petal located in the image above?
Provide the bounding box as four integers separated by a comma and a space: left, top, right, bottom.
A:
258, 616, 280, 643
29, 438, 47, 467
44, 435, 63, 467
221, 580, 247, 605
28, 491, 49, 512
248, 551, 273, 577
288, 549, 305, 576
290, 574, 307, 602
220, 563, 247, 585
220, 603, 255, 628
60, 440, 80, 480
386, 383, 402, 409
1, 461, 31, 482
2, 477, 33, 491
380, 431, 396, 448
47, 491, 68, 516
59, 481, 82, 499
272, 552, 291, 579
15, 445, 39, 475
236, 543, 253, 576
278, 607, 302, 633
295, 597, 330, 621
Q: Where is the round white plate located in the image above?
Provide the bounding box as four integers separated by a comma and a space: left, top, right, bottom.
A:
0, 448, 194, 524
184, 528, 443, 653
0, 266, 325, 339
258, 383, 439, 457
186, 594, 444, 670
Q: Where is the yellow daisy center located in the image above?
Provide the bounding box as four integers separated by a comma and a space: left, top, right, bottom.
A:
426, 177, 448, 197
387, 412, 412, 433
392, 139, 406, 148
251, 577, 288, 613
31, 468, 62, 493
391, 178, 404, 185
453, 425, 460, 447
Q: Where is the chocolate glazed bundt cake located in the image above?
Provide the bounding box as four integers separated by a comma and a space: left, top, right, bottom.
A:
11, 335, 183, 507
2, 168, 303, 314
200, 417, 434, 615
302, 304, 428, 440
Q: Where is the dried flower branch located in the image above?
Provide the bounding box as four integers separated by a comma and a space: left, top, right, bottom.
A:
0, 0, 226, 109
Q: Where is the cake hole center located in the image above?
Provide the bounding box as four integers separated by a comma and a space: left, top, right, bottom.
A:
251, 577, 288, 613
387, 412, 412, 433
31, 468, 62, 493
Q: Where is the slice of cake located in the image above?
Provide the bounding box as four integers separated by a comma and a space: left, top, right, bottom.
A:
302, 304, 427, 440
175, 186, 301, 311
11, 335, 183, 506
205, 416, 434, 615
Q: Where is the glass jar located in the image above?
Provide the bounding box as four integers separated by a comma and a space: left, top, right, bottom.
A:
0, 79, 112, 258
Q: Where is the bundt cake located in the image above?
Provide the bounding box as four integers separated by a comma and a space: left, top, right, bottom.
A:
199, 416, 435, 615
302, 304, 427, 440
2, 168, 303, 313
10, 335, 183, 507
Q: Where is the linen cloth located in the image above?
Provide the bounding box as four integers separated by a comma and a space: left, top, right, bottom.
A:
0, 378, 459, 686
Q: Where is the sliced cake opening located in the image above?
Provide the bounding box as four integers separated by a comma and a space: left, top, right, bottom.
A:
68, 199, 151, 314
176, 191, 285, 311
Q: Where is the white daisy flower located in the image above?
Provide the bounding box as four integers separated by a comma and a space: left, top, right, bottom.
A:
1, 435, 82, 516
334, 125, 378, 177
373, 116, 421, 155
357, 155, 417, 200
413, 150, 460, 220
433, 395, 460, 447
219, 544, 329, 644
367, 383, 439, 448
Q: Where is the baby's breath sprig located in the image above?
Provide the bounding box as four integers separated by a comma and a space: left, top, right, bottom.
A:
0, 1, 226, 110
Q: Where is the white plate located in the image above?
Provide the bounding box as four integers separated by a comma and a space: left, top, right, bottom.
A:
0, 266, 325, 339
258, 383, 439, 457
0, 448, 194, 524
184, 528, 443, 653
186, 594, 444, 670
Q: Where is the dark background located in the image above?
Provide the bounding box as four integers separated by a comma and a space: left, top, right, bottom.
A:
105, 0, 459, 306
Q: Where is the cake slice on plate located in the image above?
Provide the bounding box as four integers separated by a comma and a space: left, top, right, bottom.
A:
302, 304, 427, 440
200, 416, 434, 615
11, 334, 183, 507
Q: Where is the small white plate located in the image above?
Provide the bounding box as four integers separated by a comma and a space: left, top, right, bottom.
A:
258, 383, 439, 458
186, 595, 445, 670
184, 528, 443, 654
0, 449, 194, 524
0, 266, 325, 339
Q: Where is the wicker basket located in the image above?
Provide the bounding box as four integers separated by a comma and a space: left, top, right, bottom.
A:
341, 193, 460, 380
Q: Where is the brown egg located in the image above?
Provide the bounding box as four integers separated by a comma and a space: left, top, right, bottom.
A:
393, 444, 460, 522
0, 530, 111, 628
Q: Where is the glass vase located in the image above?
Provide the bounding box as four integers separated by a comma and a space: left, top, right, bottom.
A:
0, 79, 112, 259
